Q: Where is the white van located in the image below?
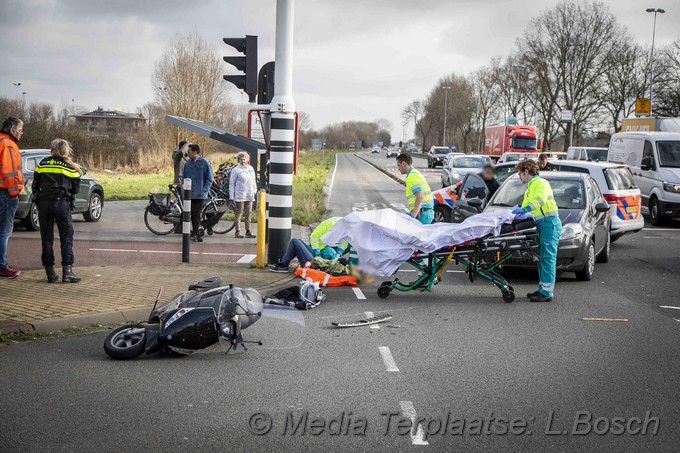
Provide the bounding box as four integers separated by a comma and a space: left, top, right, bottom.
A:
608, 132, 680, 225
566, 146, 608, 162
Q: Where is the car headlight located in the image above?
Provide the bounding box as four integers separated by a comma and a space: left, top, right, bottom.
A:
560, 223, 583, 240
451, 172, 461, 180
663, 182, 680, 193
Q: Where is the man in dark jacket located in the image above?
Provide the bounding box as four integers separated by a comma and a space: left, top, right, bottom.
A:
181, 144, 214, 242
480, 164, 500, 198
172, 140, 188, 186
538, 153, 556, 172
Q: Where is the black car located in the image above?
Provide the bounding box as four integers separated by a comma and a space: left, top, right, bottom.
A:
16, 149, 105, 230
427, 146, 451, 168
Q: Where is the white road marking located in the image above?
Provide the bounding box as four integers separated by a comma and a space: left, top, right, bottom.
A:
237, 254, 257, 263
399, 401, 429, 446
201, 252, 246, 256
327, 154, 339, 204
674, 319, 680, 323
398, 269, 416, 272
378, 346, 399, 372
352, 287, 366, 300
643, 237, 664, 239
642, 228, 680, 232
660, 305, 680, 310
89, 248, 138, 253
355, 154, 404, 189
445, 270, 465, 273
365, 311, 380, 329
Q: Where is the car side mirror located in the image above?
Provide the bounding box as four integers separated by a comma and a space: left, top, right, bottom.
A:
467, 198, 483, 210
81, 167, 88, 175
595, 202, 610, 213
640, 157, 652, 171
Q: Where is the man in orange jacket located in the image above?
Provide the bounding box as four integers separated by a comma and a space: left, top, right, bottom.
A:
0, 117, 25, 278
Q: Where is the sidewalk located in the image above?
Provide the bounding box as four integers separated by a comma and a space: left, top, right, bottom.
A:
1, 224, 311, 334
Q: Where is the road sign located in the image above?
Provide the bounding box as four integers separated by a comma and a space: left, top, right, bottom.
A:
560, 110, 573, 123
248, 111, 265, 142
635, 98, 651, 115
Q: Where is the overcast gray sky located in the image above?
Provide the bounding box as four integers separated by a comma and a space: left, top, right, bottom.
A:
1, 0, 678, 139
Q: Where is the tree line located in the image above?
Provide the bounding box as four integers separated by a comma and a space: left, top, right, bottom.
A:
403, 0, 680, 153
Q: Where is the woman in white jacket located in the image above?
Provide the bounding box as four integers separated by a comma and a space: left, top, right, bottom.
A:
229, 152, 257, 238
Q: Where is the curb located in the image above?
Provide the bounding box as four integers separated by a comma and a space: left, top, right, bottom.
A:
353, 153, 406, 187
2, 273, 297, 334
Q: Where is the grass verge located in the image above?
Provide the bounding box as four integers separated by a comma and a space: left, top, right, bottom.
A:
0, 325, 109, 344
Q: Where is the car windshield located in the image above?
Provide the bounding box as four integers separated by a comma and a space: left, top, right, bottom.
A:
512, 137, 537, 150
603, 167, 637, 191
434, 148, 450, 154
494, 166, 517, 183
586, 148, 608, 161
452, 156, 488, 168
491, 178, 585, 210
657, 141, 680, 168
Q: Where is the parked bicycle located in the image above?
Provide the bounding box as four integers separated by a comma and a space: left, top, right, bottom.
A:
144, 184, 235, 236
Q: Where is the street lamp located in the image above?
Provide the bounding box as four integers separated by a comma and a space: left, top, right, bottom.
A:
12, 82, 21, 98
21, 92, 26, 104
72, 99, 75, 114
442, 85, 451, 146
646, 7, 665, 116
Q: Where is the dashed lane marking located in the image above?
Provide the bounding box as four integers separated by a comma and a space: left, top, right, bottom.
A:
399, 401, 429, 446
237, 254, 257, 264
660, 305, 680, 310
352, 288, 366, 299
89, 248, 138, 253
365, 311, 380, 329
378, 346, 399, 372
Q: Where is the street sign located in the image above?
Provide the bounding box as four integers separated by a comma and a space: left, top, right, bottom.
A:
635, 98, 651, 115
248, 111, 265, 142
560, 110, 573, 123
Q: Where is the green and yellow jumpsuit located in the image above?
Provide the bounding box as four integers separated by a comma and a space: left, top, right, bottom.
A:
520, 175, 562, 298
405, 167, 434, 224
309, 217, 358, 264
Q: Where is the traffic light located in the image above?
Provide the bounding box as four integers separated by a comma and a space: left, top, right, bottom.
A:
223, 35, 258, 103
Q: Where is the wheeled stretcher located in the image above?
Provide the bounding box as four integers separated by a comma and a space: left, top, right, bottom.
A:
376, 218, 539, 303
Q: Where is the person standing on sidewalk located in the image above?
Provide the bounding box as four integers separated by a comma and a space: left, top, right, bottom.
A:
172, 140, 188, 186
229, 152, 257, 238
181, 144, 213, 242
396, 153, 434, 224
32, 139, 82, 283
0, 117, 25, 279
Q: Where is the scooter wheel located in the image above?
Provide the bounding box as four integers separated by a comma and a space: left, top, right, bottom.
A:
377, 285, 392, 299
502, 290, 515, 303
104, 325, 146, 360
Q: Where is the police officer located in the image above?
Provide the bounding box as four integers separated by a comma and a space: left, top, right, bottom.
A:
396, 153, 434, 224
32, 139, 82, 283
512, 159, 562, 302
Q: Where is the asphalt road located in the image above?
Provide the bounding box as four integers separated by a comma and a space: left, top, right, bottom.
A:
2, 153, 680, 452
9, 200, 257, 270
361, 150, 443, 189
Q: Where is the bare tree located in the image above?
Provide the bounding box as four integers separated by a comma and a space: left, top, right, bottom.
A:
469, 66, 499, 153
402, 100, 433, 151
297, 111, 313, 131
152, 31, 234, 149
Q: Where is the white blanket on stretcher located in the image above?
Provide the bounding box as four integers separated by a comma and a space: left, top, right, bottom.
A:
321, 208, 515, 276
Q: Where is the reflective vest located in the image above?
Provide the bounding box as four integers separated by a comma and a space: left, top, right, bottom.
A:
522, 176, 558, 218
310, 217, 346, 255
294, 266, 357, 287
0, 134, 24, 197
405, 167, 433, 212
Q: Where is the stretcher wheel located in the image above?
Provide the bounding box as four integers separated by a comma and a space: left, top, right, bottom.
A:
377, 285, 392, 299
502, 289, 515, 303
380, 281, 392, 287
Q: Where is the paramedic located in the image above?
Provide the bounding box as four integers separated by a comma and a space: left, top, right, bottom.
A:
512, 159, 562, 302
270, 217, 356, 272
396, 153, 434, 224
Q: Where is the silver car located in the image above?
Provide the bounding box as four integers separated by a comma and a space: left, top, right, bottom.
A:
440, 155, 491, 188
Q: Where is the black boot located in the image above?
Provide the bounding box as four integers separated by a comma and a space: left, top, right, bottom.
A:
62, 265, 81, 283
45, 266, 59, 283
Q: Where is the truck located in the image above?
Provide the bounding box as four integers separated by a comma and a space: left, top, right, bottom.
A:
483, 124, 542, 161
620, 117, 680, 133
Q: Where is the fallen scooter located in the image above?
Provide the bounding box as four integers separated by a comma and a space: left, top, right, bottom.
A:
103, 277, 304, 360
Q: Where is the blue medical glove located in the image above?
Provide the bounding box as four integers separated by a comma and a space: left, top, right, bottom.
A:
511, 205, 525, 216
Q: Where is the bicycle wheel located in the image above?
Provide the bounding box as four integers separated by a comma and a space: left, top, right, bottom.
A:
144, 206, 177, 235
202, 199, 235, 234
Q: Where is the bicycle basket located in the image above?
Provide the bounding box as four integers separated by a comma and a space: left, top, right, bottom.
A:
149, 193, 172, 216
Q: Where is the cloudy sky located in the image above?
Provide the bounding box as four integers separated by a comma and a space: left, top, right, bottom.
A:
1, 0, 678, 139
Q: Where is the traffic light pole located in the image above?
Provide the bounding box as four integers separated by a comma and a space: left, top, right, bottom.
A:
267, 0, 296, 264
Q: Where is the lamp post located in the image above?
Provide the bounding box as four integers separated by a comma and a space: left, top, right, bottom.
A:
21, 91, 26, 105
72, 99, 75, 114
442, 85, 451, 146
646, 7, 665, 116
12, 82, 21, 98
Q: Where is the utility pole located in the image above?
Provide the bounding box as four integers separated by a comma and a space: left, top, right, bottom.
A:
442, 86, 451, 146
646, 7, 665, 116
267, 0, 296, 264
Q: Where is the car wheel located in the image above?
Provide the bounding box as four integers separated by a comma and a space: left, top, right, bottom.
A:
433, 205, 452, 223
83, 192, 103, 222
575, 242, 595, 281
427, 160, 432, 168
22, 202, 40, 231
596, 233, 610, 263
649, 197, 664, 226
